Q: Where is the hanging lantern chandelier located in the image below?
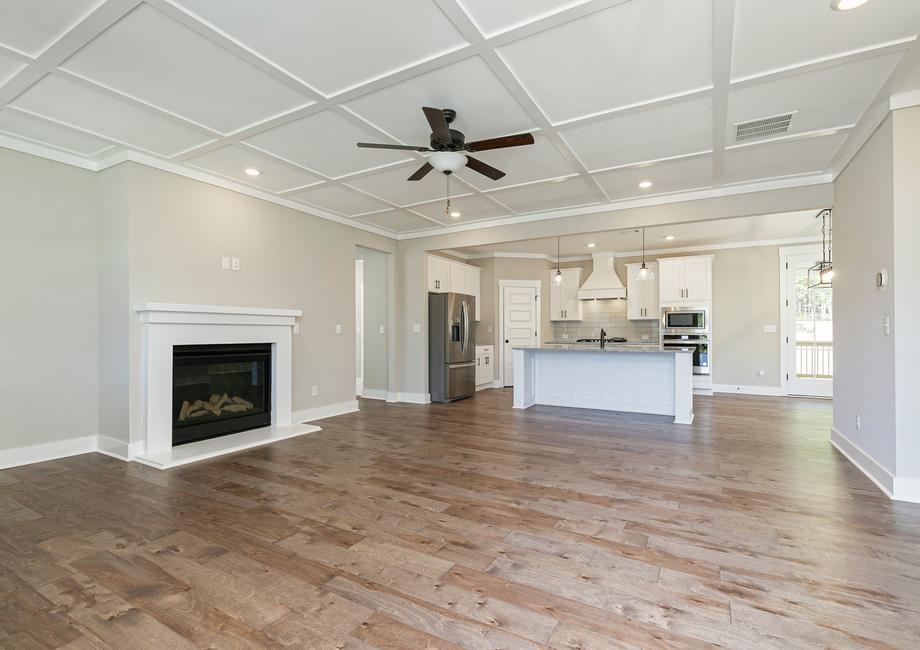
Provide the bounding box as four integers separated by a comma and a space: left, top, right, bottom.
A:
808, 208, 833, 289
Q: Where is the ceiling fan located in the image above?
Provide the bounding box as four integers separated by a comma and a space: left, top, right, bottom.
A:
356, 107, 534, 181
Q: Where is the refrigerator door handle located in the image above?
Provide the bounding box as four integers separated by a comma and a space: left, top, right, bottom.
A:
449, 361, 476, 368
460, 300, 470, 354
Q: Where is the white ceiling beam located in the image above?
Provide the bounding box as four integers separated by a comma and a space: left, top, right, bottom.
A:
711, 0, 736, 187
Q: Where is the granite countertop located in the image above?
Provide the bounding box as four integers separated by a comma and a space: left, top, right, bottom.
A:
514, 343, 684, 353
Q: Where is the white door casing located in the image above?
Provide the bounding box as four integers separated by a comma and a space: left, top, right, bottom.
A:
499, 281, 540, 387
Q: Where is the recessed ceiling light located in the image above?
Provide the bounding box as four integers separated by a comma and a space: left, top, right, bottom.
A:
450, 211, 461, 218
638, 180, 653, 189
664, 235, 676, 241
586, 242, 596, 248
830, 0, 869, 10
244, 168, 261, 177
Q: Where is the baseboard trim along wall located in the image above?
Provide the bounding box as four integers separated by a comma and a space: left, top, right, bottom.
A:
0, 435, 98, 470
96, 436, 145, 462
830, 427, 897, 498
360, 389, 388, 401
293, 399, 360, 423
712, 384, 783, 396
393, 392, 431, 404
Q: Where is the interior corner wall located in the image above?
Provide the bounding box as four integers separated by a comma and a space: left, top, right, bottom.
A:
892, 106, 920, 490
832, 115, 897, 479
0, 148, 100, 455
355, 246, 389, 394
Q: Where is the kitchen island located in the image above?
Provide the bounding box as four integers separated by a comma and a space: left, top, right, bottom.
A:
512, 344, 693, 424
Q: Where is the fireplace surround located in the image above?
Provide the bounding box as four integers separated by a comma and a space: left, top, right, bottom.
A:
134, 303, 317, 468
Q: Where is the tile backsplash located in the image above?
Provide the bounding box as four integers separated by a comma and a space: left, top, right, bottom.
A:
549, 299, 658, 342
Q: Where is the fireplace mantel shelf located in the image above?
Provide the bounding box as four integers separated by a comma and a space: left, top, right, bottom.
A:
136, 303, 302, 317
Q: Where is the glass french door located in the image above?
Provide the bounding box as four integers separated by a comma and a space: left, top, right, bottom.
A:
784, 252, 833, 397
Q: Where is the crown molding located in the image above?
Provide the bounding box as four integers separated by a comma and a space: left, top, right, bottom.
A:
890, 89, 920, 110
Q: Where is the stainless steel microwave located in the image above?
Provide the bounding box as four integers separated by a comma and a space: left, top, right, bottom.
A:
661, 306, 710, 334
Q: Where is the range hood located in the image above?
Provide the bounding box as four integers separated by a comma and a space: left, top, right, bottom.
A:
577, 252, 627, 300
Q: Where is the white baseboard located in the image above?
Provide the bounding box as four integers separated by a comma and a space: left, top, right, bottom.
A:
96, 435, 144, 461
475, 383, 493, 391
830, 428, 895, 498
0, 435, 98, 470
492, 380, 505, 389
392, 392, 431, 404
893, 476, 920, 504
712, 384, 782, 396
293, 399, 359, 423
361, 388, 388, 401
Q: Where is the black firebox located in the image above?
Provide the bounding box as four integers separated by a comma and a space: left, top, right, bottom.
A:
172, 343, 272, 446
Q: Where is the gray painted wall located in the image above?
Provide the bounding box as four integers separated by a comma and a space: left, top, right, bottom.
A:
0, 149, 99, 451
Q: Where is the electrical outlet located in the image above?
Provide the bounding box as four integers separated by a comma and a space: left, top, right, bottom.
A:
335, 323, 342, 334
231, 257, 241, 271
757, 369, 765, 378
378, 325, 384, 334
311, 385, 318, 397
856, 412, 861, 430
883, 316, 890, 336
561, 333, 569, 339
763, 324, 777, 333
221, 256, 231, 270
487, 325, 493, 333
641, 334, 650, 340
412, 323, 421, 333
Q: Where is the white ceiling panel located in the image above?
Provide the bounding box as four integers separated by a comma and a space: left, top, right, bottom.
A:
186, 144, 322, 192
728, 53, 902, 142
456, 0, 590, 37
244, 110, 412, 178
61, 4, 310, 134
723, 134, 846, 184
732, 0, 920, 80
10, 74, 212, 156
288, 183, 390, 216
172, 0, 467, 97
593, 155, 713, 200
498, 0, 712, 123
343, 162, 468, 207
0, 49, 25, 86
488, 177, 599, 214
560, 96, 712, 171
344, 56, 536, 145
354, 210, 438, 233
0, 108, 110, 155
457, 134, 576, 190
0, 0, 103, 57
410, 194, 507, 225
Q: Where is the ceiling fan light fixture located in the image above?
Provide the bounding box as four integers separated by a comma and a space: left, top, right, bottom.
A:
429, 151, 467, 174
450, 211, 461, 218
244, 167, 261, 177
831, 0, 869, 10
638, 180, 653, 189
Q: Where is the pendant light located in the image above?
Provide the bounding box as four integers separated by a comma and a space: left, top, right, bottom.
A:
808, 209, 833, 289
636, 227, 655, 281
554, 236, 563, 284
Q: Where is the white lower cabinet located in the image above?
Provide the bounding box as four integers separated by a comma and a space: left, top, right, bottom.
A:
475, 345, 494, 388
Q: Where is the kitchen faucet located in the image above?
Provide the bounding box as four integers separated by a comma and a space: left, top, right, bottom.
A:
600, 328, 607, 349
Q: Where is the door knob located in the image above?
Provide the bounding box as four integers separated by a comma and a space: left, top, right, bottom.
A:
505, 339, 509, 343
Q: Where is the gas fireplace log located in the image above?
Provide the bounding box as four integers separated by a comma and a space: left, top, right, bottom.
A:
231, 396, 254, 409
179, 401, 191, 421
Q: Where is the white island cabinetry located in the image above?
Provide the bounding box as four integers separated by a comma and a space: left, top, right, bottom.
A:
512, 346, 693, 424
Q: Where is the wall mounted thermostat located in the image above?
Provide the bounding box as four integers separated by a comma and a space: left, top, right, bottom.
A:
876, 267, 889, 291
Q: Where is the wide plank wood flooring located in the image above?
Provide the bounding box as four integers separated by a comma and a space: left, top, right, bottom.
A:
3, 390, 920, 648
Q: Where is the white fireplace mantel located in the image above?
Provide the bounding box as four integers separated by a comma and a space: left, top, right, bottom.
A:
133, 303, 316, 469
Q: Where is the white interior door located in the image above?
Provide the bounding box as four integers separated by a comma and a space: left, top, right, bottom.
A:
784, 252, 833, 397
502, 285, 538, 387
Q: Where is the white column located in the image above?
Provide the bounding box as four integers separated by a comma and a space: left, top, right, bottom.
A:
673, 351, 694, 424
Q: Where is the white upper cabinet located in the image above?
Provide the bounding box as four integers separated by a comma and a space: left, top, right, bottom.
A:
427, 255, 481, 320
626, 262, 659, 320
657, 255, 712, 303
549, 268, 583, 321
427, 255, 450, 293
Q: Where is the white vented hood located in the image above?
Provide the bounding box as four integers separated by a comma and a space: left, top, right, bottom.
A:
577, 252, 627, 300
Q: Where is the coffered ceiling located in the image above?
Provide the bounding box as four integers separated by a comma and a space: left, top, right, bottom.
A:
0, 0, 918, 238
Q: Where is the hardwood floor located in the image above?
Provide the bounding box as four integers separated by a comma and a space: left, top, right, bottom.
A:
2, 390, 920, 648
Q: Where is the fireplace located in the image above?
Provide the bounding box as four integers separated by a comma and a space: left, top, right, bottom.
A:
172, 343, 272, 446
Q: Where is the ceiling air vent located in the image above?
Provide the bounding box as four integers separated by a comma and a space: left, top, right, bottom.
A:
734, 112, 795, 143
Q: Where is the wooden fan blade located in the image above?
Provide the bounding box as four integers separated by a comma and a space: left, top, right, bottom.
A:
465, 156, 505, 180
422, 107, 451, 144
357, 142, 430, 152
465, 132, 534, 152
407, 162, 434, 181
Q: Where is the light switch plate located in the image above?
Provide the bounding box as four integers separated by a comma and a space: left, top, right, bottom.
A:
311, 385, 318, 397
335, 324, 342, 334
412, 323, 421, 333
378, 325, 384, 334
231, 257, 241, 271
221, 256, 231, 270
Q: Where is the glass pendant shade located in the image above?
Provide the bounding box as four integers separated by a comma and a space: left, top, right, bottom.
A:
637, 263, 654, 281
554, 269, 563, 284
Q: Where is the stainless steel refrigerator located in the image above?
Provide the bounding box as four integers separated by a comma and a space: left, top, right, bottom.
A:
429, 292, 476, 403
